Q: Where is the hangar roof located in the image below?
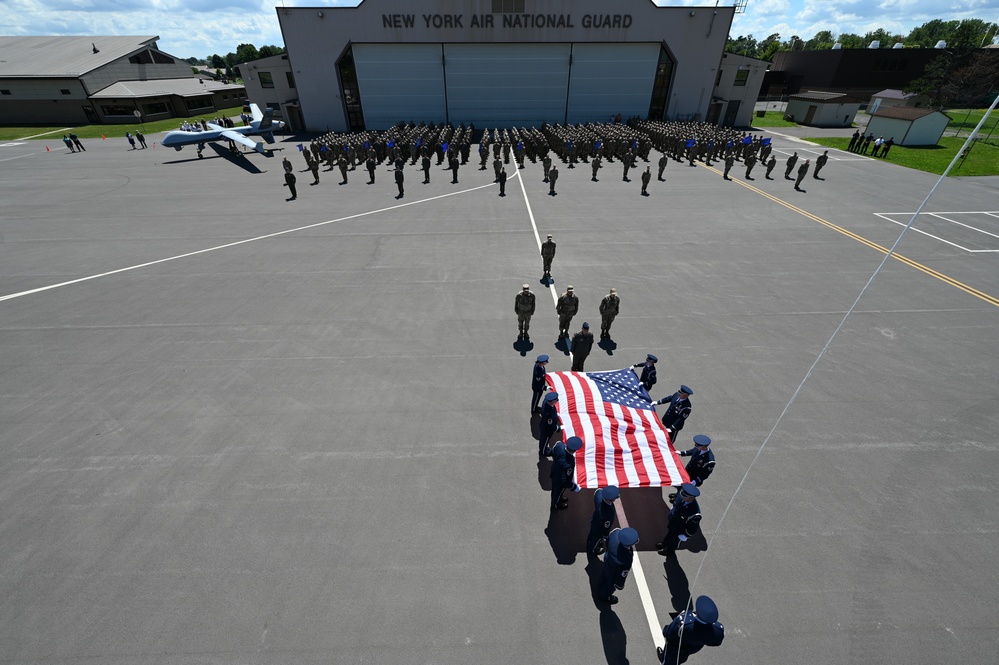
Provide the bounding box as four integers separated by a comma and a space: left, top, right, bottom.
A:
0, 36, 160, 77
90, 78, 245, 99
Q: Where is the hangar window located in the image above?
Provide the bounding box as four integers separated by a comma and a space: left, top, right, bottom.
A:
734, 69, 749, 86
187, 97, 214, 111
286, 71, 296, 88
337, 46, 366, 132
151, 51, 175, 65
143, 102, 169, 115
61, 89, 72, 95
101, 104, 134, 116
492, 0, 525, 12
1, 89, 10, 95
259, 72, 275, 88
129, 50, 154, 64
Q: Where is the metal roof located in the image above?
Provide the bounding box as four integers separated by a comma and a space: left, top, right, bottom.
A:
870, 106, 948, 121
89, 78, 245, 99
0, 36, 160, 77
873, 89, 920, 100
789, 90, 858, 102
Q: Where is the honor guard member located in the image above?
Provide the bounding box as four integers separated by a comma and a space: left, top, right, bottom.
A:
548, 165, 559, 194
765, 155, 777, 179
598, 288, 620, 339
586, 485, 620, 555
498, 167, 507, 196
658, 153, 668, 180
556, 286, 578, 340
814, 150, 829, 178
722, 154, 735, 180
366, 156, 377, 184
570, 322, 594, 371
542, 154, 552, 182
596, 527, 638, 604
591, 155, 601, 181
283, 170, 297, 200
541, 234, 556, 278
550, 436, 582, 510
659, 595, 725, 664
633, 354, 658, 392
677, 434, 715, 489
538, 392, 561, 456
656, 483, 702, 557
794, 158, 810, 191
654, 385, 692, 440
515, 284, 536, 340
531, 354, 549, 413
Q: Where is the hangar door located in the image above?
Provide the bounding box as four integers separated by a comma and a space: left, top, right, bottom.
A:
444, 44, 570, 127
352, 44, 446, 128
566, 43, 661, 124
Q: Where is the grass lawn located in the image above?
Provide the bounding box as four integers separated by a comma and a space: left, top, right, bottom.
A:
806, 136, 999, 177
0, 105, 246, 141
944, 108, 999, 137
749, 111, 800, 128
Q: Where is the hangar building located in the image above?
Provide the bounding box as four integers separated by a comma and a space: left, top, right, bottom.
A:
277, 0, 736, 132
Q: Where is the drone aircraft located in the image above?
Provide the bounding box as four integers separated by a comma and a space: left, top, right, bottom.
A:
161, 103, 284, 157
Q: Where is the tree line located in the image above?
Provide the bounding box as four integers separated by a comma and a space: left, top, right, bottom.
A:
183, 44, 287, 79
727, 19, 997, 61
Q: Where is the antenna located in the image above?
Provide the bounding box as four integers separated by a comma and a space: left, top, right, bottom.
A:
733, 0, 749, 13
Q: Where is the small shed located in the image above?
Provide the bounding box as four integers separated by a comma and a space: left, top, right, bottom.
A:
868, 89, 929, 114
865, 107, 951, 146
785, 91, 862, 128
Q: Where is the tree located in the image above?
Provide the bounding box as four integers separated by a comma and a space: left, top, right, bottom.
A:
234, 43, 259, 64
941, 50, 999, 107
258, 45, 286, 58
726, 34, 759, 58
758, 33, 782, 61
211, 54, 226, 69
805, 30, 835, 50
836, 33, 866, 49
863, 28, 904, 48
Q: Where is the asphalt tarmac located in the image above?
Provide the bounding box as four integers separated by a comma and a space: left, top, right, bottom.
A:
1, 126, 997, 664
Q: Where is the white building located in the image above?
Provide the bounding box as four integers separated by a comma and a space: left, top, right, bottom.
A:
785, 91, 862, 128
276, 0, 736, 132
237, 53, 304, 131
866, 107, 951, 146
711, 52, 768, 127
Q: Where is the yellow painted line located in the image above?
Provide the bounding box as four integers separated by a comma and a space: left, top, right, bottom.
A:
704, 165, 999, 308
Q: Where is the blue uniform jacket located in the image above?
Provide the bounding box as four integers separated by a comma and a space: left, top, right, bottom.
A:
591, 488, 618, 533
663, 611, 724, 663
540, 401, 561, 439
603, 529, 635, 590
549, 447, 577, 489
669, 498, 702, 537
679, 447, 715, 486
532, 363, 547, 392
656, 393, 691, 432
634, 362, 657, 391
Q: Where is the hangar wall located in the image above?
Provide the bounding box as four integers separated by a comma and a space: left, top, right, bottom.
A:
277, 0, 735, 132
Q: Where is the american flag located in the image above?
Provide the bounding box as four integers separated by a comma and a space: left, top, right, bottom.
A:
546, 368, 690, 489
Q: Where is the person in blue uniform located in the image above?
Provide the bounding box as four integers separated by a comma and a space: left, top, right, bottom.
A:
634, 354, 658, 392
538, 392, 561, 456
656, 483, 701, 557
550, 436, 582, 510
679, 434, 715, 488
654, 385, 693, 440
531, 355, 549, 413
658, 595, 725, 664
596, 527, 638, 604
586, 485, 620, 555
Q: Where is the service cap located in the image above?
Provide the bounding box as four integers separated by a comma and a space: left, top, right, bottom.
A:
566, 285, 574, 291
610, 288, 617, 294
566, 436, 583, 452
647, 354, 658, 363
601, 485, 620, 501
522, 284, 530, 290
536, 354, 549, 363
695, 595, 719, 623
692, 434, 712, 447
582, 322, 589, 329
618, 527, 639, 547
679, 385, 694, 396
679, 483, 701, 498
545, 392, 559, 402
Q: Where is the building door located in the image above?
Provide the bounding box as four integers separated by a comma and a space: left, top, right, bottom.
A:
352, 44, 446, 129
804, 105, 817, 125
722, 99, 740, 127
82, 105, 99, 123
443, 43, 570, 127
566, 43, 660, 124
706, 101, 723, 125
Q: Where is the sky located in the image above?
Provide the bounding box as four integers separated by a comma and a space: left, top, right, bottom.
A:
0, 0, 996, 61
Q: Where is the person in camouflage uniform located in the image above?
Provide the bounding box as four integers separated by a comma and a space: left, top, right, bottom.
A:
556, 286, 578, 340
599, 288, 620, 339
515, 284, 536, 341
541, 234, 556, 279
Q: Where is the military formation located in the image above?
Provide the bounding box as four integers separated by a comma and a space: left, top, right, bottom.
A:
281, 117, 831, 202
525, 242, 724, 663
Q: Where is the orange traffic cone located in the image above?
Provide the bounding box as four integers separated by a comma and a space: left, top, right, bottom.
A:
46, 146, 51, 152
101, 134, 107, 140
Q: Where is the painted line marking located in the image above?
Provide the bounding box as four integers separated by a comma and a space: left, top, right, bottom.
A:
0, 180, 497, 304
0, 153, 37, 163
873, 211, 999, 253
701, 164, 999, 308
7, 128, 74, 140
516, 168, 664, 649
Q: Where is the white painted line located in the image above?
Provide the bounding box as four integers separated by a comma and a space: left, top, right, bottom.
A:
0, 180, 497, 304
927, 213, 999, 240
515, 166, 663, 649
616, 506, 664, 649
873, 213, 975, 252
0, 153, 37, 163
11, 128, 74, 140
